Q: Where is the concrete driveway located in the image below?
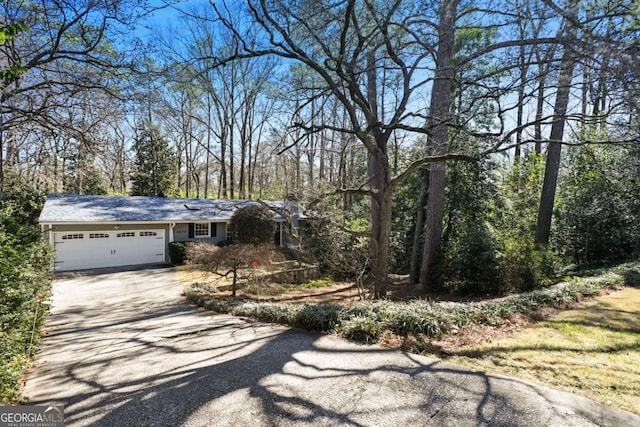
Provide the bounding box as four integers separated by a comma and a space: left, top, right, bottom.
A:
24, 267, 639, 426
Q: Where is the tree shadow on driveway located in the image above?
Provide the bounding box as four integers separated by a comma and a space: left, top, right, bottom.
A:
24, 269, 640, 427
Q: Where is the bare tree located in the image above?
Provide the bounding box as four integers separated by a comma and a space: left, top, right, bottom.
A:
154, 5, 279, 199
196, 0, 490, 297
186, 242, 285, 297
0, 0, 143, 197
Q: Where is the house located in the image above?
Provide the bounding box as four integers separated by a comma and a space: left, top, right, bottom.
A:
39, 194, 300, 271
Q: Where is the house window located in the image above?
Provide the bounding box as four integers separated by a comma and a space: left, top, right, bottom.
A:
61, 233, 83, 240
140, 231, 157, 237
117, 232, 135, 238
89, 233, 109, 239
194, 223, 210, 238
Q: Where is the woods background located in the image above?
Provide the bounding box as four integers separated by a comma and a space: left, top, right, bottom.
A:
1, 0, 640, 295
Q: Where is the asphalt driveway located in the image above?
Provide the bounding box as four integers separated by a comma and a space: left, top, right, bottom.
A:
24, 267, 640, 426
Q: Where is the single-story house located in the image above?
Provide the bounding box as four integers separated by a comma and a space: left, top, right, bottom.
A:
39, 194, 301, 271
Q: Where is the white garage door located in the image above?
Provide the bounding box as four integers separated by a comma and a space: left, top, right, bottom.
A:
53, 229, 165, 271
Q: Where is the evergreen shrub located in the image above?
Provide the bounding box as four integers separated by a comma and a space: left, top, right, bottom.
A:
168, 241, 188, 265
229, 204, 277, 244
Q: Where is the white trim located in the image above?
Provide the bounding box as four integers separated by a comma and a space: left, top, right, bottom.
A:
48, 225, 54, 245
41, 221, 176, 226
193, 222, 210, 238
39, 218, 285, 226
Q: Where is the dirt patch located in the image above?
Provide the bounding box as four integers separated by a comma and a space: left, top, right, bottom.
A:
378, 314, 534, 357
214, 282, 364, 305
206, 281, 419, 304
200, 275, 499, 306
178, 263, 512, 305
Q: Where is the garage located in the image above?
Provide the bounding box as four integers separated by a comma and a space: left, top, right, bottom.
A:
40, 194, 291, 272
53, 229, 165, 271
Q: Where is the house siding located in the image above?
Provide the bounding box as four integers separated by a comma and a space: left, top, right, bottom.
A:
38, 195, 300, 270
44, 222, 228, 267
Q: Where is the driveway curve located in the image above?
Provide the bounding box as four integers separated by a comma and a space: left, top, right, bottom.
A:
24, 267, 639, 426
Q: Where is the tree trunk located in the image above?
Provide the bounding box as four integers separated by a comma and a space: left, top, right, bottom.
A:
515, 40, 528, 163
239, 107, 248, 199
307, 100, 316, 187
294, 142, 301, 194
249, 122, 262, 199
77, 137, 86, 195
0, 112, 4, 202
366, 50, 391, 298
409, 173, 428, 284
534, 71, 546, 155
229, 83, 236, 198
534, 47, 556, 156
419, 0, 459, 291
231, 270, 238, 297
204, 98, 212, 198
319, 113, 326, 181
220, 125, 228, 198
420, 163, 446, 288
183, 108, 191, 198
370, 185, 392, 298
535, 1, 579, 245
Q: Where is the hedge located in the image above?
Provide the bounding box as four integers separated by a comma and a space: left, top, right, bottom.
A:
185, 262, 639, 343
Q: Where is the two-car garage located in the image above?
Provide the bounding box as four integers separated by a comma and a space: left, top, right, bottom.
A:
53, 229, 165, 271
39, 194, 287, 272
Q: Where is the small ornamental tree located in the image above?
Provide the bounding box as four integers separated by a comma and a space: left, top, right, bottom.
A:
230, 204, 277, 244
186, 242, 284, 297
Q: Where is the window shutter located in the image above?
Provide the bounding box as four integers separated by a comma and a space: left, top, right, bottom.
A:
188, 223, 194, 239
211, 223, 217, 237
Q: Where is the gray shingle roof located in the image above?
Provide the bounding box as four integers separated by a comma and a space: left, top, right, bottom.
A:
39, 194, 288, 223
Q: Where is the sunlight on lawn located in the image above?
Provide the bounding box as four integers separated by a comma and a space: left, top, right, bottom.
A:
176, 265, 233, 287
448, 287, 640, 415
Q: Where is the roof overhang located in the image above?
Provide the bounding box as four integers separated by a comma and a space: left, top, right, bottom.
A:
40, 220, 232, 226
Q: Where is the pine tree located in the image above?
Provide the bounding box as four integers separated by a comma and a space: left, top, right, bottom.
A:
130, 122, 176, 197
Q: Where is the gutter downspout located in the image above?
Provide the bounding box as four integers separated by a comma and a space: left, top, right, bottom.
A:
43, 224, 53, 245
279, 222, 283, 247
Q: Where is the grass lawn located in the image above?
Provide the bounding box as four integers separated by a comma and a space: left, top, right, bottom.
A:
176, 264, 222, 287
445, 287, 640, 415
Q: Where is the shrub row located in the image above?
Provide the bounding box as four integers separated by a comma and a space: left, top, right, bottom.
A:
0, 174, 53, 403
185, 262, 639, 343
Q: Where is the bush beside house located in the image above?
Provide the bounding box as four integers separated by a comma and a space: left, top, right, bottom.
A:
229, 204, 277, 244
169, 241, 188, 265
